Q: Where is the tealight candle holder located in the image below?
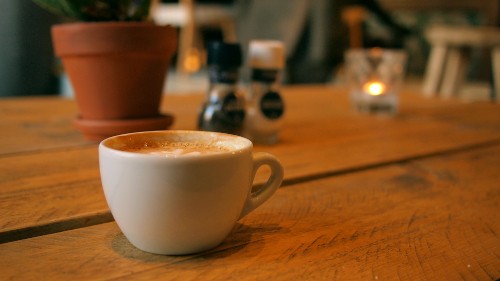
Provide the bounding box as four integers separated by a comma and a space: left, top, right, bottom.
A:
345, 48, 407, 115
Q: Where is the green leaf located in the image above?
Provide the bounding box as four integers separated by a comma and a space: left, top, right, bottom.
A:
32, 0, 152, 21
32, 0, 80, 20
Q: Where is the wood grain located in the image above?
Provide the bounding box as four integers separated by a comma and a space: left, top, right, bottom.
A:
1, 87, 500, 242
0, 97, 89, 155
1, 143, 498, 280
0, 94, 203, 155
1, 86, 499, 155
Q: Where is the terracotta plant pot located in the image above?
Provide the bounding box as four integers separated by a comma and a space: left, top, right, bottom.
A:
51, 22, 177, 141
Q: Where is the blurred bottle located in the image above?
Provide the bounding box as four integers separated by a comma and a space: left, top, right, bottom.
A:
243, 40, 285, 144
198, 42, 246, 135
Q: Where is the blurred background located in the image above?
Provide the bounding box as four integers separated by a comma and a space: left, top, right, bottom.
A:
1, 0, 499, 98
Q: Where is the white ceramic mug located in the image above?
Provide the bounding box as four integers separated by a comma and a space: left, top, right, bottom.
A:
99, 130, 284, 255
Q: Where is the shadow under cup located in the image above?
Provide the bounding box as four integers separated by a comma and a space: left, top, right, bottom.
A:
99, 130, 283, 255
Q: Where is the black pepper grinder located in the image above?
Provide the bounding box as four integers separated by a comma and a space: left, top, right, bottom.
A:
198, 42, 245, 135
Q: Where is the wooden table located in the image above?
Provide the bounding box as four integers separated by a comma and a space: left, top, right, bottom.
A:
1, 85, 499, 280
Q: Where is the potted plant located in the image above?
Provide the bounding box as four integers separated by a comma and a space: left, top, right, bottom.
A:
33, 0, 177, 141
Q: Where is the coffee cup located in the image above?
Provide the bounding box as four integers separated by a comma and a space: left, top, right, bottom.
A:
99, 130, 284, 255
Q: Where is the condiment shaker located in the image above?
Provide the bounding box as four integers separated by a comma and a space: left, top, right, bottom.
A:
198, 42, 246, 135
243, 40, 285, 144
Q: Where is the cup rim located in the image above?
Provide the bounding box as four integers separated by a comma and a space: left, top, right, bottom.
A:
99, 130, 253, 159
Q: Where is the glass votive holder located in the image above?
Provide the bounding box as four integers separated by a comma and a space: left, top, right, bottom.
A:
344, 48, 407, 115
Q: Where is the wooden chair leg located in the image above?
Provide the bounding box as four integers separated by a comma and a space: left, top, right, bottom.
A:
492, 47, 500, 102
422, 44, 447, 97
440, 47, 469, 98
220, 20, 237, 43
176, 0, 196, 75
341, 6, 365, 49
176, 24, 195, 74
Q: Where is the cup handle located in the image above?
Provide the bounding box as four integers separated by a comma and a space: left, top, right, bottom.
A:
238, 152, 284, 220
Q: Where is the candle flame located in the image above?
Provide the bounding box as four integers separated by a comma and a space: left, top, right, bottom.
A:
363, 81, 386, 96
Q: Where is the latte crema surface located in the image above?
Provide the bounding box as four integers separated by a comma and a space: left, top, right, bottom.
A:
121, 142, 230, 156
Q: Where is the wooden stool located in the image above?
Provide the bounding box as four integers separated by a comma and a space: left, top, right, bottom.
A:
422, 25, 500, 100
341, 5, 366, 49
153, 0, 237, 75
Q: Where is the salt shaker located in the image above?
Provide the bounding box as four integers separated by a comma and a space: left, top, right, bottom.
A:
243, 40, 285, 144
198, 42, 245, 135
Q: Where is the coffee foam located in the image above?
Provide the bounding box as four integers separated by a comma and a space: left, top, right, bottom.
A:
104, 131, 251, 157
121, 141, 230, 156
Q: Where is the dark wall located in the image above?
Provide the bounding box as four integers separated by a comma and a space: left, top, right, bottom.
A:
0, 1, 60, 97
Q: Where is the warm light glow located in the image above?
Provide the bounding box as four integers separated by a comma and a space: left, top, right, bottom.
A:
363, 81, 386, 96
183, 48, 202, 73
